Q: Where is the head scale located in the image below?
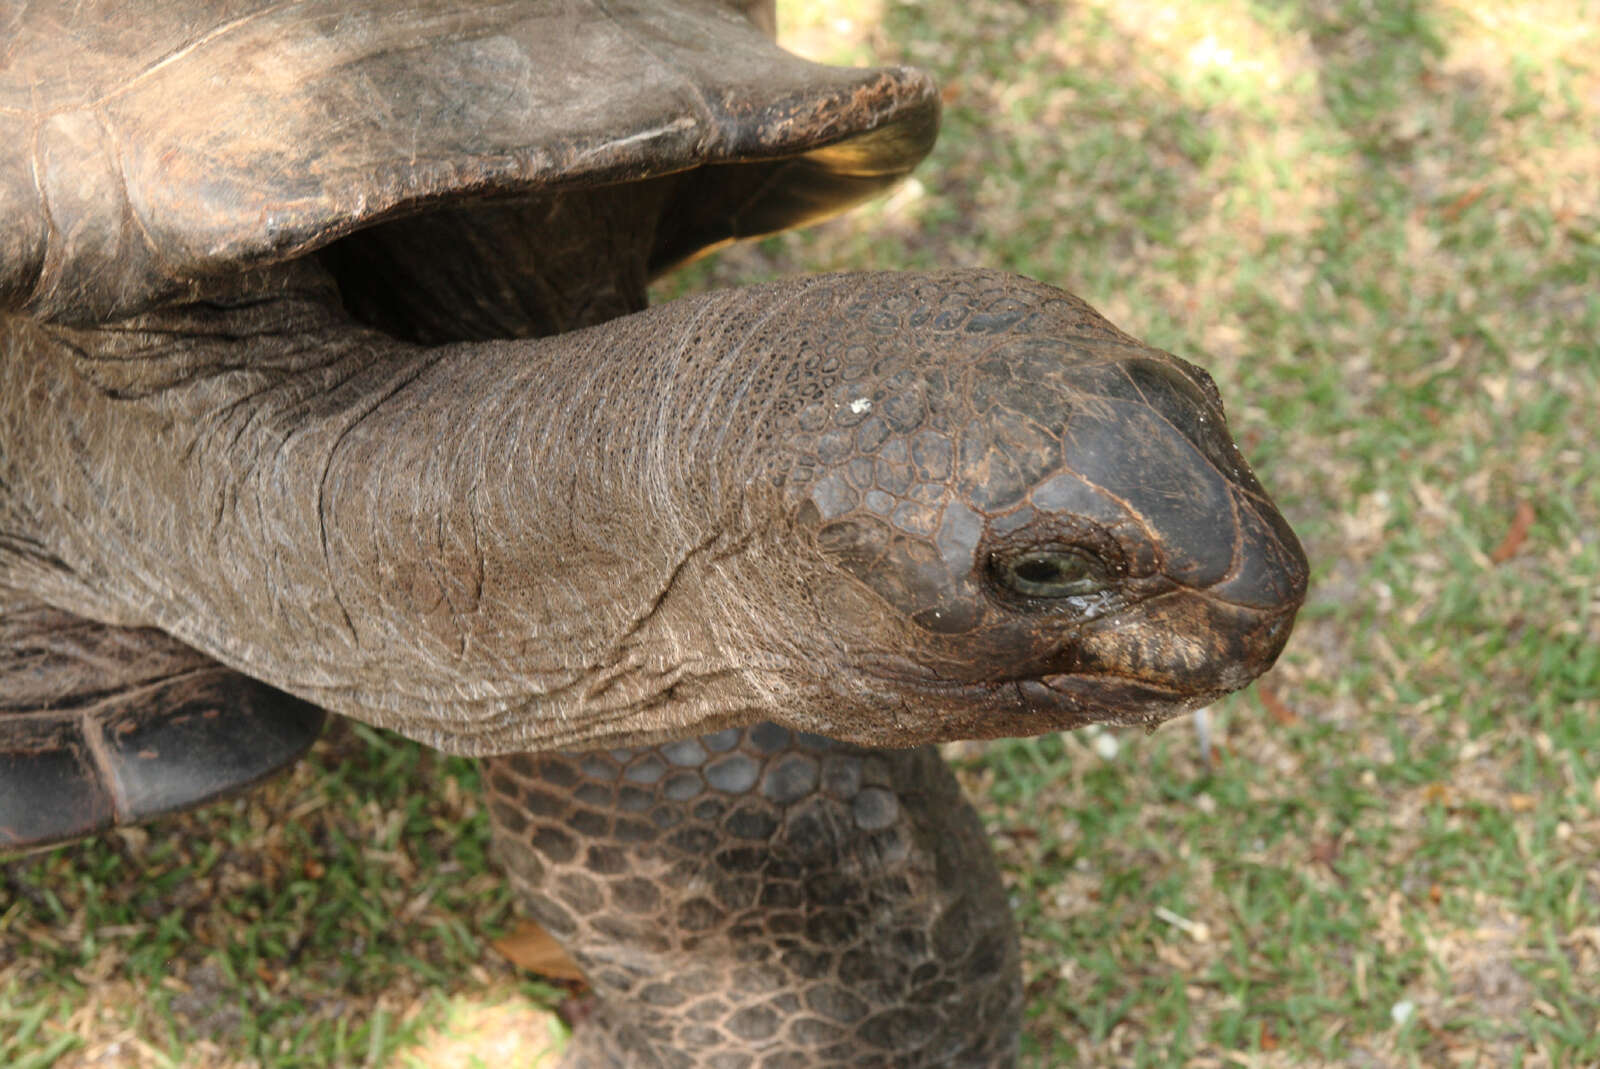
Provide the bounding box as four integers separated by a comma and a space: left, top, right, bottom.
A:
724, 270, 1307, 745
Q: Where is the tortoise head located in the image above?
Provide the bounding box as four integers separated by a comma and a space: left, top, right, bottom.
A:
711, 270, 1308, 745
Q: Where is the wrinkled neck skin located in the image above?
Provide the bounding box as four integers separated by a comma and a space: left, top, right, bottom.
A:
0, 263, 833, 753
1, 266, 1308, 755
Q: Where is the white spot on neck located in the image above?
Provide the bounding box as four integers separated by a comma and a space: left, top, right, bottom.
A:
849, 397, 872, 414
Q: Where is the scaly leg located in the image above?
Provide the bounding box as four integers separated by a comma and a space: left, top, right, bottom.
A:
483, 723, 1020, 1067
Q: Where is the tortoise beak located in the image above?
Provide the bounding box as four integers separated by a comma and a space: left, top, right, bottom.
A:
1061, 485, 1308, 699
1066, 483, 1308, 700
1064, 591, 1301, 700
1207, 490, 1311, 612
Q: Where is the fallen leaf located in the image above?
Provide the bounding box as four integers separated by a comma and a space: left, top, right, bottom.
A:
1439, 186, 1486, 222
494, 921, 587, 982
1258, 683, 1298, 726
1309, 836, 1341, 868
1490, 500, 1535, 564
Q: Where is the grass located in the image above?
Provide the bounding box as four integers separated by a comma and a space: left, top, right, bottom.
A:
4, 0, 1598, 1065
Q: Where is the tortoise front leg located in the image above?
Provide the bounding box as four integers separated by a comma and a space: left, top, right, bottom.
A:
483, 724, 1021, 1067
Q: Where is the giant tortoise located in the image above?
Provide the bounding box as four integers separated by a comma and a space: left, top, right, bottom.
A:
0, 0, 1309, 1063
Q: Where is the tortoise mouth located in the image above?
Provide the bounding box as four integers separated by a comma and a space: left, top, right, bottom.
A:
820, 670, 1219, 747
828, 589, 1299, 746
1063, 594, 1301, 695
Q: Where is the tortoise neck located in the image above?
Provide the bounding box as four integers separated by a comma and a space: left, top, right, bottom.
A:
0, 282, 827, 752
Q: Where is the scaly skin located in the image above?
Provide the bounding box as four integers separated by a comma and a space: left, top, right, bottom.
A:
485, 725, 1021, 1068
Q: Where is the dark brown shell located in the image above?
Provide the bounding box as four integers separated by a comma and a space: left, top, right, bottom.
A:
0, 604, 323, 851
0, 0, 939, 324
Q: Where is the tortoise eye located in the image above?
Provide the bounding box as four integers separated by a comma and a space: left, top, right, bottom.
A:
991, 549, 1105, 599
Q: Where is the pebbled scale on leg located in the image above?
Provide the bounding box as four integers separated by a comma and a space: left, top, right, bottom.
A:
485, 724, 1021, 1068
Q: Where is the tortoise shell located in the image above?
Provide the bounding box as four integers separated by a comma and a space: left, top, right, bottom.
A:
0, 0, 937, 324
